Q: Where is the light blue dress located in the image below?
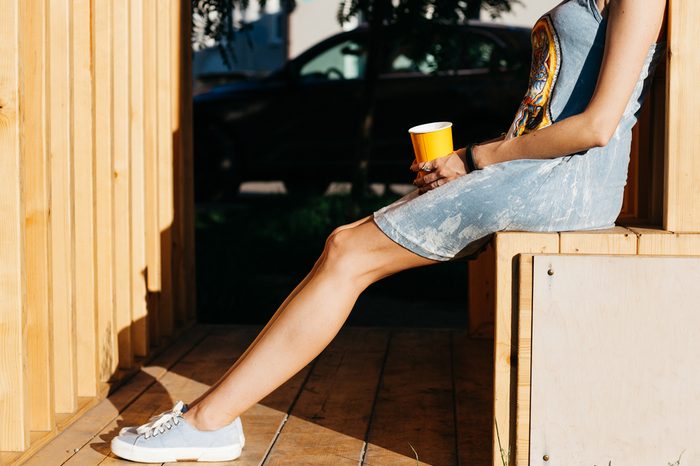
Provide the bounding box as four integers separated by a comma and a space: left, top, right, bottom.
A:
372, 0, 666, 261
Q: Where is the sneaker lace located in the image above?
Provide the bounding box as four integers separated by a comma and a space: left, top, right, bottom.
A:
136, 401, 186, 439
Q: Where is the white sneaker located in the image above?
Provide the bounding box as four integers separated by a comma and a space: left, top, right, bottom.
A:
117, 402, 246, 447
111, 401, 245, 463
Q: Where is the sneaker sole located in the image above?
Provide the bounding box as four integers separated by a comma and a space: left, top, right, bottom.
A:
111, 437, 242, 463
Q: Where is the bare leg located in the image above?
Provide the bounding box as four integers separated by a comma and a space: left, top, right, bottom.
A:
183, 215, 440, 430
186, 214, 372, 407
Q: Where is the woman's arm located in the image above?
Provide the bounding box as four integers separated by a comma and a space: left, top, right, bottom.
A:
473, 0, 667, 169
413, 0, 665, 193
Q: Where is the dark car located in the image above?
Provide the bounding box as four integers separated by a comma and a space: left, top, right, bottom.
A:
193, 21, 532, 199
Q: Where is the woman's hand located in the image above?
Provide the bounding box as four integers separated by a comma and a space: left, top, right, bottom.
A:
410, 147, 469, 194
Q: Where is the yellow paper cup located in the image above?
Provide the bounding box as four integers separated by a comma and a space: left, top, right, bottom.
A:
409, 122, 454, 177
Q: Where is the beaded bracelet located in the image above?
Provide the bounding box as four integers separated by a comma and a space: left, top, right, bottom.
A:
465, 143, 480, 172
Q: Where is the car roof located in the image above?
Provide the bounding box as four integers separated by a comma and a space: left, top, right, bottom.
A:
293, 21, 531, 58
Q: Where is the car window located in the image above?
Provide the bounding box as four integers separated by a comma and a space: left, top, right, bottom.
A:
383, 30, 501, 76
299, 39, 366, 81
463, 35, 497, 69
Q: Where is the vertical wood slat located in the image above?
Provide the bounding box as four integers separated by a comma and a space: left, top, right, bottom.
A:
112, 0, 133, 370
48, 0, 77, 414
1, 0, 197, 454
20, 0, 55, 430
93, 0, 117, 382
515, 254, 534, 466
72, 0, 97, 398
492, 232, 559, 466
182, 0, 197, 321
664, 0, 700, 231
143, 0, 161, 347
129, 0, 149, 358
157, 0, 174, 338
0, 0, 30, 450
171, 0, 187, 326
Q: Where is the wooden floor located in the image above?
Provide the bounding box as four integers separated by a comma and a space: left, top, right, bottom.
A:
24, 325, 493, 466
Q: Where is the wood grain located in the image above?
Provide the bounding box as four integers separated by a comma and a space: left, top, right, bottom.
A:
468, 242, 495, 338
0, 0, 29, 450
94, 0, 117, 382
491, 232, 558, 466
529, 255, 700, 464
263, 328, 390, 465
664, 0, 700, 231
112, 0, 133, 370
72, 0, 98, 399
156, 0, 174, 338
20, 0, 55, 429
129, 0, 149, 358
559, 226, 637, 255
143, 0, 161, 346
514, 255, 534, 466
181, 0, 197, 321
453, 331, 493, 466
48, 0, 78, 414
171, 0, 187, 326
364, 329, 456, 466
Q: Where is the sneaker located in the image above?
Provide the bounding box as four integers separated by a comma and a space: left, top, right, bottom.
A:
111, 401, 244, 462
117, 402, 246, 447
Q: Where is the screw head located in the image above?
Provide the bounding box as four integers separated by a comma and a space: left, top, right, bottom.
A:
543, 454, 550, 461
547, 268, 554, 276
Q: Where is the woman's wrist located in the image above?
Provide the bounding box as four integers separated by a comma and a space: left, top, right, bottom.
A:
465, 143, 479, 172
473, 137, 504, 169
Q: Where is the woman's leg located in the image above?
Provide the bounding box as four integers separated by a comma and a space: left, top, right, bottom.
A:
185, 214, 372, 407
183, 214, 440, 431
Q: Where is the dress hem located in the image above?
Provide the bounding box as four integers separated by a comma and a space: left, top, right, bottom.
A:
371, 212, 454, 262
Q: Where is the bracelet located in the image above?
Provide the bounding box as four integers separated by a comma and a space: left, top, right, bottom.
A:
465, 143, 480, 172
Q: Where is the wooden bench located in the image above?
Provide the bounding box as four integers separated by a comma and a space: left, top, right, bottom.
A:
467, 227, 700, 465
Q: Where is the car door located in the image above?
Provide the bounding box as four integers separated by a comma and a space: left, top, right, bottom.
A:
370, 27, 525, 182
260, 35, 368, 181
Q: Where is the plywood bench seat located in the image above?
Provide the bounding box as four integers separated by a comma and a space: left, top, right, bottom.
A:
469, 226, 700, 465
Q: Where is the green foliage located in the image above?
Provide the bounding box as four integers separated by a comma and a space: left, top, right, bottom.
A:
337, 0, 520, 27
192, 0, 519, 49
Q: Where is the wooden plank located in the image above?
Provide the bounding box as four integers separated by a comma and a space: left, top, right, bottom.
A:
94, 0, 118, 382
514, 255, 534, 466
491, 231, 558, 466
129, 0, 148, 358
112, 0, 133, 370
170, 0, 187, 326
143, 0, 161, 345
263, 328, 390, 465
529, 255, 700, 464
630, 227, 700, 255
181, 0, 197, 321
23, 326, 210, 466
19, 0, 55, 430
664, 0, 700, 231
48, 0, 78, 414
63, 326, 310, 465
72, 0, 98, 399
364, 329, 455, 466
619, 57, 666, 227
453, 331, 493, 466
0, 0, 29, 450
559, 226, 637, 255
468, 242, 495, 338
156, 0, 174, 338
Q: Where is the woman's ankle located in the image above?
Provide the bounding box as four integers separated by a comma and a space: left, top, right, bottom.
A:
183, 403, 233, 431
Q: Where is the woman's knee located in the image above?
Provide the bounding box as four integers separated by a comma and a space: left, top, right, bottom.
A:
321, 225, 375, 282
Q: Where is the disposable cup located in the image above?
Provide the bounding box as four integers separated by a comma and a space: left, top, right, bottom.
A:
408, 122, 454, 177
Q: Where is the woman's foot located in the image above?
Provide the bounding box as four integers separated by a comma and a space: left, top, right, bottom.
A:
111, 401, 245, 463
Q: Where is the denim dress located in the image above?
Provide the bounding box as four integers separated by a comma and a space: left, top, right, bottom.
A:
372, 0, 666, 261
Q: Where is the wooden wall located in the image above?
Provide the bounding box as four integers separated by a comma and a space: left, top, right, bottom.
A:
0, 0, 196, 456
